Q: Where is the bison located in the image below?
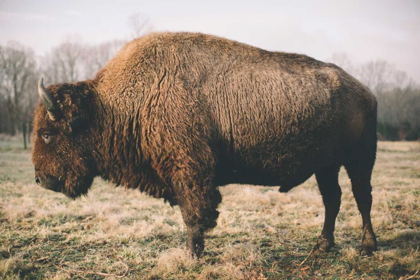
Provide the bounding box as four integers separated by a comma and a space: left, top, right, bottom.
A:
32, 32, 377, 258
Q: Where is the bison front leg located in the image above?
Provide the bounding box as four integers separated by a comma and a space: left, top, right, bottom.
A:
314, 165, 342, 252
174, 182, 222, 258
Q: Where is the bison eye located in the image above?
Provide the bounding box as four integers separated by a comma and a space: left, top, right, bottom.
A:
42, 132, 53, 144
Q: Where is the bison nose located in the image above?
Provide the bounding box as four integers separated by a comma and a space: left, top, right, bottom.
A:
35, 178, 40, 184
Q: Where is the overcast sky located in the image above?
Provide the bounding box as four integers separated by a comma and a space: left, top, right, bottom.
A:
1, 0, 419, 82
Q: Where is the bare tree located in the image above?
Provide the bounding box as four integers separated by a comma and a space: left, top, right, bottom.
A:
328, 53, 356, 76
0, 42, 36, 134
357, 60, 396, 94
83, 40, 126, 79
127, 13, 153, 39
41, 39, 85, 84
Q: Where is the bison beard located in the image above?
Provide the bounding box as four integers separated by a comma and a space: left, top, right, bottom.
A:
32, 32, 378, 258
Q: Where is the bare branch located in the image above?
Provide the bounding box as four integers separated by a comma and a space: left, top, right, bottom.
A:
127, 13, 153, 39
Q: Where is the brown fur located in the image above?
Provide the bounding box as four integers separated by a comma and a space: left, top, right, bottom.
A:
32, 32, 378, 257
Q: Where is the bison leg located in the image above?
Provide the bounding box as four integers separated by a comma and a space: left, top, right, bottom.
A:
345, 160, 377, 256
314, 164, 342, 252
174, 183, 222, 258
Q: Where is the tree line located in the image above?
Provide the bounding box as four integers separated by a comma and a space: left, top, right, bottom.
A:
0, 36, 419, 140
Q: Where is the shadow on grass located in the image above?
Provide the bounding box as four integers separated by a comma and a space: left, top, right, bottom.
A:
380, 229, 419, 251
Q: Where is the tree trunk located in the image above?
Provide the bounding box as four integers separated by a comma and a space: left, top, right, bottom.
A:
22, 122, 27, 149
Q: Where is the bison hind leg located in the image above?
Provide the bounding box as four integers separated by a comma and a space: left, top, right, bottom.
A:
344, 158, 377, 256
314, 164, 342, 253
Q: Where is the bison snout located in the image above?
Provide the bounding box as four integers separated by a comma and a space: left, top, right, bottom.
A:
35, 175, 63, 193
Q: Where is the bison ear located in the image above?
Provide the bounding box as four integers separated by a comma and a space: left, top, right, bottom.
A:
69, 116, 88, 133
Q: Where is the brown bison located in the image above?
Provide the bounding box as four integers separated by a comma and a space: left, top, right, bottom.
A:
32, 32, 377, 258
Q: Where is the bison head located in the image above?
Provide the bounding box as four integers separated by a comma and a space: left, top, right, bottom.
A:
32, 78, 98, 199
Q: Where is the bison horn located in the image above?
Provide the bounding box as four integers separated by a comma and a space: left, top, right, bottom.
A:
38, 78, 60, 121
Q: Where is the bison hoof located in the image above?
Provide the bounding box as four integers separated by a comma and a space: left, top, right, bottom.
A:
360, 229, 377, 256
360, 245, 376, 256
315, 235, 335, 253
187, 227, 204, 259
189, 242, 204, 259
360, 239, 377, 256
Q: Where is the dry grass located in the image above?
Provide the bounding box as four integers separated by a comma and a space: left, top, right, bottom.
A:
0, 139, 419, 279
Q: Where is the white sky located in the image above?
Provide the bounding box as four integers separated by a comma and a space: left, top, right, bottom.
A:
1, 0, 419, 82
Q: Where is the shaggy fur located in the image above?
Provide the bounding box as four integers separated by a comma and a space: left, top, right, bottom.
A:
32, 32, 378, 257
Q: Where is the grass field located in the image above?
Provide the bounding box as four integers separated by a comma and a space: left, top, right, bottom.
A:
0, 136, 419, 279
